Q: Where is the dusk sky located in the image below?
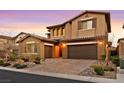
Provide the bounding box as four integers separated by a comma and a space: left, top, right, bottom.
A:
0, 10, 123, 46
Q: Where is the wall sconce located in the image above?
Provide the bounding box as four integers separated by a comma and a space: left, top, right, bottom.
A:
62, 43, 66, 48
98, 41, 103, 45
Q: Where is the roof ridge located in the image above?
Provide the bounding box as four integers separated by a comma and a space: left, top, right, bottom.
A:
47, 10, 110, 29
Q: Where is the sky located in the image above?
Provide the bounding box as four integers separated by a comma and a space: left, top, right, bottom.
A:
0, 10, 123, 46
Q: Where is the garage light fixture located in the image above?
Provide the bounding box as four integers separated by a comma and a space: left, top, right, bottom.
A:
98, 41, 103, 45
62, 43, 66, 48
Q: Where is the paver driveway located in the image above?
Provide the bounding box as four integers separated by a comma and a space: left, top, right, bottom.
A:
26, 58, 96, 75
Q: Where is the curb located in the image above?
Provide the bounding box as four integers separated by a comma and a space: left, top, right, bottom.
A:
0, 67, 121, 83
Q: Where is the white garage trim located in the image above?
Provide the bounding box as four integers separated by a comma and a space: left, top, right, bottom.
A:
67, 41, 97, 45
44, 43, 54, 46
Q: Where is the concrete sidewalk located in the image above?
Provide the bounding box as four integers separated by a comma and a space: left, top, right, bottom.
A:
0, 67, 123, 83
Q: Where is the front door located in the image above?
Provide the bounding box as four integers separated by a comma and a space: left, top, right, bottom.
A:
54, 44, 62, 58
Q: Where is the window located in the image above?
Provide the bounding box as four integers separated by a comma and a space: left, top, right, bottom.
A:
53, 29, 55, 36
26, 43, 37, 53
58, 28, 61, 36
61, 28, 65, 36
56, 28, 59, 36
53, 29, 58, 37
78, 19, 96, 30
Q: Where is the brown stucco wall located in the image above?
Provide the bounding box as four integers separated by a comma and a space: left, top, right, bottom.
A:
19, 37, 42, 59
119, 40, 124, 58
19, 36, 55, 59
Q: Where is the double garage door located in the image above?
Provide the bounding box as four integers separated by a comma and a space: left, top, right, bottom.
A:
45, 45, 52, 58
68, 44, 97, 59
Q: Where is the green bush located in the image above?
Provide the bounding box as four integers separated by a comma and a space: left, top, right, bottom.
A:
111, 56, 120, 66
3, 63, 11, 67
94, 66, 104, 75
0, 60, 4, 66
100, 54, 106, 60
16, 64, 27, 69
13, 63, 20, 67
34, 57, 41, 64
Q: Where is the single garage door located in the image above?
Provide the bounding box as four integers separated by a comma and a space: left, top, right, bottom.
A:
68, 44, 97, 59
45, 45, 52, 58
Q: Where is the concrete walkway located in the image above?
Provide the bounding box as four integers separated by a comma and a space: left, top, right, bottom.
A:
0, 67, 123, 83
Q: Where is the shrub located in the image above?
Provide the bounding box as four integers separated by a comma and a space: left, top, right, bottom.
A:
9, 55, 16, 61
0, 60, 4, 66
21, 57, 29, 62
34, 57, 41, 64
94, 65, 104, 75
13, 63, 20, 67
100, 54, 106, 60
3, 63, 11, 67
111, 56, 120, 66
16, 64, 27, 69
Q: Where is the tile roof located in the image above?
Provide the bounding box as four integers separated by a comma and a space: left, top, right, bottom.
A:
16, 33, 55, 43
118, 38, 124, 43
47, 10, 111, 33
61, 35, 107, 42
0, 35, 13, 40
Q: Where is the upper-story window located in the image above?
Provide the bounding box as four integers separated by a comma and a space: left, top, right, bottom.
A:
78, 19, 96, 30
53, 29, 56, 36
52, 28, 65, 37
61, 28, 65, 36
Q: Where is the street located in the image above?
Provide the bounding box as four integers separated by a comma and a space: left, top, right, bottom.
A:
0, 70, 91, 83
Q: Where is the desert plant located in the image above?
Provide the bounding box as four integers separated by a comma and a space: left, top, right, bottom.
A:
9, 53, 17, 61
3, 63, 11, 67
34, 57, 41, 64
21, 57, 29, 62
13, 63, 20, 67
94, 65, 104, 75
0, 60, 4, 66
16, 64, 27, 69
111, 56, 120, 66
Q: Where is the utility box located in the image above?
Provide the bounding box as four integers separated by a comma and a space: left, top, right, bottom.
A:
120, 58, 124, 69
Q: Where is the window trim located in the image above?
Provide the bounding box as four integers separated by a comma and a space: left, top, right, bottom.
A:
78, 17, 96, 31
26, 42, 37, 53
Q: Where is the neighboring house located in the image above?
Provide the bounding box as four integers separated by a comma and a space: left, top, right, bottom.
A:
0, 35, 14, 58
13, 32, 29, 43
118, 38, 124, 58
17, 34, 55, 59
17, 11, 111, 60
0, 32, 29, 58
47, 11, 111, 59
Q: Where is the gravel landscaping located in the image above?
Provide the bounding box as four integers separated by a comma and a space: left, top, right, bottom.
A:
79, 63, 117, 79
0, 58, 117, 79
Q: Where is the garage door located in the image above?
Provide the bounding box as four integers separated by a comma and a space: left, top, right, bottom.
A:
68, 44, 97, 59
45, 45, 52, 58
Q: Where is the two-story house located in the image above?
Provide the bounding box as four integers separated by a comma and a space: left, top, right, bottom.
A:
17, 11, 111, 60
47, 11, 111, 59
